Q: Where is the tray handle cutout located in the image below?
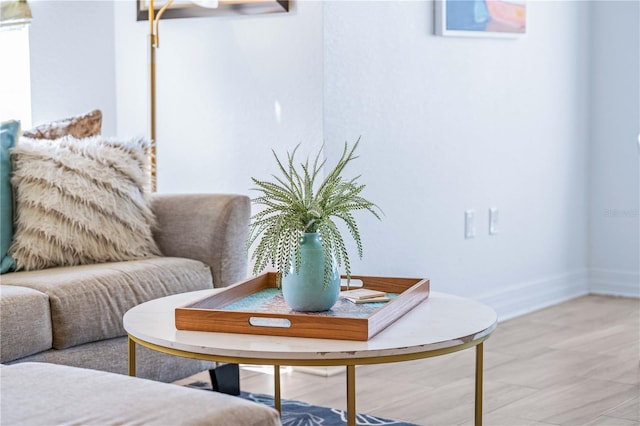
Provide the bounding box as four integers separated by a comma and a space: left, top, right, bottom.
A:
340, 278, 363, 288
248, 317, 292, 328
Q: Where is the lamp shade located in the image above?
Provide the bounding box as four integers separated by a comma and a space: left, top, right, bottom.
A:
0, 0, 32, 29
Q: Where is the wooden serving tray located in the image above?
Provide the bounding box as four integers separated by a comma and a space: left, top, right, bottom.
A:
175, 272, 430, 341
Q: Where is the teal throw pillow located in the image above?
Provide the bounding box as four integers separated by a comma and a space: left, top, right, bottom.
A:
0, 120, 19, 273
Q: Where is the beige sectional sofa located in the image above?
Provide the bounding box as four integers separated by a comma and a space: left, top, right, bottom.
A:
0, 193, 250, 383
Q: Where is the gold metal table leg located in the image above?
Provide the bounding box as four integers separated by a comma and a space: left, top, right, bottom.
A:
128, 336, 136, 377
346, 365, 356, 426
274, 365, 281, 414
475, 342, 484, 426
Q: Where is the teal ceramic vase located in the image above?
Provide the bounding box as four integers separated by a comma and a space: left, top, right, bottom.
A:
281, 233, 340, 312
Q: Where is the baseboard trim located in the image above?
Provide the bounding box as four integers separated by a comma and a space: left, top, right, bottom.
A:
478, 270, 590, 322
590, 268, 640, 297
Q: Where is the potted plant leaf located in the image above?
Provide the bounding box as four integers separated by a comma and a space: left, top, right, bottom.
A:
248, 139, 381, 312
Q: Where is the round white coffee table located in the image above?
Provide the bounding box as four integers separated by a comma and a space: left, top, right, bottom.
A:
124, 290, 497, 426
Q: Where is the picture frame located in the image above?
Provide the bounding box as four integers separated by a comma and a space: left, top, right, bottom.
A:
435, 0, 526, 38
136, 0, 289, 21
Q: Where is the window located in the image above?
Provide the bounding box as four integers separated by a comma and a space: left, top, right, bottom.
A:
0, 26, 31, 128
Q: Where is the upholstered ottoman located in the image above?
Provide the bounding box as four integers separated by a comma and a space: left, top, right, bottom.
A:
0, 363, 281, 426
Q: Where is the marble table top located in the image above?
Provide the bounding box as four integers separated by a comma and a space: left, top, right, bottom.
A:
124, 290, 497, 363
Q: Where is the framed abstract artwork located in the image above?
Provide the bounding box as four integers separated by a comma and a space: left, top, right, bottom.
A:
136, 0, 289, 21
435, 0, 526, 38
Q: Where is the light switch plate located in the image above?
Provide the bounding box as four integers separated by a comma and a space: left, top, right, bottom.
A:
465, 210, 475, 239
489, 208, 499, 235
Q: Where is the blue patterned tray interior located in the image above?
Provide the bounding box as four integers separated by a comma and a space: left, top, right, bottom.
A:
221, 288, 399, 318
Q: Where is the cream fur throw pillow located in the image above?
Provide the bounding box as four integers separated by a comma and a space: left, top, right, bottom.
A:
9, 136, 161, 271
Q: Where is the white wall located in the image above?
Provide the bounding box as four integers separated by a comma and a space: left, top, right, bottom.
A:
29, 0, 117, 135
323, 1, 592, 318
114, 0, 324, 194
588, 1, 640, 297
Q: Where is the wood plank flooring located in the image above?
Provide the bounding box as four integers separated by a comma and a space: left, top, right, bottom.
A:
178, 295, 639, 425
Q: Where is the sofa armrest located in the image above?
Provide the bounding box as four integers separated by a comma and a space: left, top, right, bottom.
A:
150, 194, 250, 288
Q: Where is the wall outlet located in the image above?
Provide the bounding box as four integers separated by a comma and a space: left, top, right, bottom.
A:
489, 208, 499, 235
465, 210, 475, 239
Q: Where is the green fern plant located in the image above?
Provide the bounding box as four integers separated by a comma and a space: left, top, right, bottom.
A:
248, 139, 382, 288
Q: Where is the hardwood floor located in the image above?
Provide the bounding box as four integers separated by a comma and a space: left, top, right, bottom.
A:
180, 295, 640, 425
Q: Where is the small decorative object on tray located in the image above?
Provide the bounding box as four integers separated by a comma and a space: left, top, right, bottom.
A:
175, 272, 430, 341
343, 295, 390, 304
340, 288, 389, 304
341, 288, 386, 299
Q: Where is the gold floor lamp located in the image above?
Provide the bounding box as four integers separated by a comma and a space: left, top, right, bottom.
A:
147, 0, 218, 192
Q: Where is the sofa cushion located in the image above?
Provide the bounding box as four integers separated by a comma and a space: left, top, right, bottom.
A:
11, 336, 215, 383
1, 257, 213, 349
9, 136, 160, 271
0, 286, 52, 363
1, 363, 281, 426
22, 109, 102, 140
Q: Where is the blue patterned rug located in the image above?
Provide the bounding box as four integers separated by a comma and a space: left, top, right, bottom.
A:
186, 380, 419, 426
